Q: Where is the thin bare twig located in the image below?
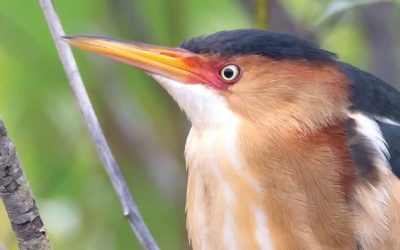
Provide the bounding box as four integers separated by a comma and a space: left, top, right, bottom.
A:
0, 120, 52, 250
38, 0, 159, 249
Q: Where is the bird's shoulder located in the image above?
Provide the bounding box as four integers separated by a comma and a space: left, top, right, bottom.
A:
340, 63, 400, 248
339, 62, 400, 179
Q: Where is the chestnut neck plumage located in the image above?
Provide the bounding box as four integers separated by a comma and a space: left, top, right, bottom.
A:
153, 67, 358, 249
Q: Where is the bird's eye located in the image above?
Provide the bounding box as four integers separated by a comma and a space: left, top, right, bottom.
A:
220, 64, 240, 83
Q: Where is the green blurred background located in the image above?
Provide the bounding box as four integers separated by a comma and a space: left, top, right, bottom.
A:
0, 0, 399, 249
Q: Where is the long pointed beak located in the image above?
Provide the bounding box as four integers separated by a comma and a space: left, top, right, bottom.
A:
63, 36, 207, 84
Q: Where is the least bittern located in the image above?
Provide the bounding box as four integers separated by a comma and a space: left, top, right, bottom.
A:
65, 29, 400, 249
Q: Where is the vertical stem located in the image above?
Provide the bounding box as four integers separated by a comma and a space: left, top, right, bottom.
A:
38, 0, 159, 249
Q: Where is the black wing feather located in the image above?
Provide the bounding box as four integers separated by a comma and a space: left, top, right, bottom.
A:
340, 62, 400, 120
376, 121, 400, 178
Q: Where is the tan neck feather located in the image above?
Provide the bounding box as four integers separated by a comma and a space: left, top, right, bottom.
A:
185, 114, 359, 250
238, 118, 357, 249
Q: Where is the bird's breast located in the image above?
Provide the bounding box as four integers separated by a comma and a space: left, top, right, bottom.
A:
185, 125, 274, 250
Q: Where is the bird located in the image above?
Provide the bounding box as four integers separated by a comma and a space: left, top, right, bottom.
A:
64, 29, 400, 250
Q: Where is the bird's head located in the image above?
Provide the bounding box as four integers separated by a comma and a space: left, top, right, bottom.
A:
65, 30, 349, 133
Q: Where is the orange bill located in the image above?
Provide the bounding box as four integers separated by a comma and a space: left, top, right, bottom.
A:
63, 36, 209, 84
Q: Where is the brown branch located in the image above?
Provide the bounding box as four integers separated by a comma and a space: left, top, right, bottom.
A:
38, 0, 159, 249
0, 120, 52, 250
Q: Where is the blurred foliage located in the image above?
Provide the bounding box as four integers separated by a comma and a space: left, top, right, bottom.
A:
0, 0, 399, 249
316, 0, 394, 25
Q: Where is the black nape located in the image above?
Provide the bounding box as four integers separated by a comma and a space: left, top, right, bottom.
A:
180, 29, 337, 61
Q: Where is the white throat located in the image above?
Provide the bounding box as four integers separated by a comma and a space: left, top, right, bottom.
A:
152, 75, 237, 130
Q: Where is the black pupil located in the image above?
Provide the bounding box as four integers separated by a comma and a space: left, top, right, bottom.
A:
223, 67, 235, 79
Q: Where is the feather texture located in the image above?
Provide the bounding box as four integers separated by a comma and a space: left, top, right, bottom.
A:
341, 63, 400, 249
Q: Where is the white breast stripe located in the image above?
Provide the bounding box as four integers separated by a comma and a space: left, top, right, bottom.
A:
224, 209, 238, 250
254, 206, 274, 250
